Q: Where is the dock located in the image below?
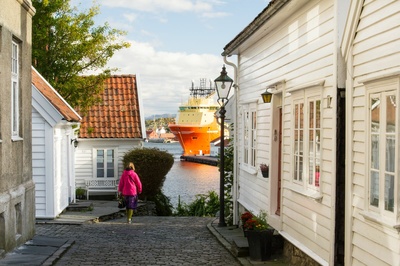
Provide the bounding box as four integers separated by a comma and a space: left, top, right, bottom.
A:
180, 155, 218, 166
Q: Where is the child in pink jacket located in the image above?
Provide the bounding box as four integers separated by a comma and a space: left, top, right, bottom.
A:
118, 162, 142, 223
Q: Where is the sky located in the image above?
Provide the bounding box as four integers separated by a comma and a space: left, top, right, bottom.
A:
70, 0, 269, 118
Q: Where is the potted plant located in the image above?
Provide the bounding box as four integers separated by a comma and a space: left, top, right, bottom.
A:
244, 210, 274, 261
240, 211, 253, 236
75, 187, 86, 200
260, 163, 269, 178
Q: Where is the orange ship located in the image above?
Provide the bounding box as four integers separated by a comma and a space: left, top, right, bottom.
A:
169, 79, 220, 156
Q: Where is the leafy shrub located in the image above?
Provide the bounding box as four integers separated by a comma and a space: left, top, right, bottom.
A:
149, 191, 173, 216
174, 191, 219, 217
123, 147, 174, 199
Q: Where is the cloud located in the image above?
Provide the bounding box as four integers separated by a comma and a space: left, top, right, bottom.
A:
201, 11, 230, 18
108, 40, 226, 116
123, 13, 137, 23
100, 0, 213, 13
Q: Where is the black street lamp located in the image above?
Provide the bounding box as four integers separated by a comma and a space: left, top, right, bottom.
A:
214, 65, 233, 227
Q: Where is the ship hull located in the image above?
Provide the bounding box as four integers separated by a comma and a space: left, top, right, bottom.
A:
169, 124, 220, 156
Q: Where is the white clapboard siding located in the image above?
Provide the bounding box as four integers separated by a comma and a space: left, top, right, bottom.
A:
75, 147, 94, 189
345, 0, 400, 265
74, 139, 142, 195
239, 2, 334, 90
32, 112, 71, 218
32, 103, 76, 218
280, 1, 335, 262
235, 0, 337, 263
32, 111, 73, 218
32, 109, 47, 217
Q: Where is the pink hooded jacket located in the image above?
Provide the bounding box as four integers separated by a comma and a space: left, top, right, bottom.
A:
118, 169, 142, 196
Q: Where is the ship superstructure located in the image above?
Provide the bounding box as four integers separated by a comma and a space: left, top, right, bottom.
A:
169, 79, 221, 156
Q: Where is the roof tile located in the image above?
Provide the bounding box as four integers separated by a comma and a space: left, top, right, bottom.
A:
78, 75, 143, 139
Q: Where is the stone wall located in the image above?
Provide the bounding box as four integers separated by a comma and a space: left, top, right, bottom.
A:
283, 240, 321, 266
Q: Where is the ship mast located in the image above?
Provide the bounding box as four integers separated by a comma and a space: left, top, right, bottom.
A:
190, 78, 215, 99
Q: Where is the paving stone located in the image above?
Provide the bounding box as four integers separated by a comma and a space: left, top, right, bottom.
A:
0, 201, 288, 265
34, 216, 241, 266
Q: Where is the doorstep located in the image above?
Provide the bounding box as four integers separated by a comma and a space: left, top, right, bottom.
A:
232, 237, 249, 257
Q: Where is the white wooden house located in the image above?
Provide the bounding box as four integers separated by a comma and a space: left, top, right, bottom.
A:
222, 0, 350, 264
74, 75, 145, 199
32, 67, 81, 219
341, 1, 400, 265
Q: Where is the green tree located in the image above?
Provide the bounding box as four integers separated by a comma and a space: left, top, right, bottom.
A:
32, 0, 130, 113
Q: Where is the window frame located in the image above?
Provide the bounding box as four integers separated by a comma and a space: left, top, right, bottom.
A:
242, 103, 257, 172
291, 90, 322, 193
94, 148, 118, 179
366, 81, 398, 221
11, 40, 20, 139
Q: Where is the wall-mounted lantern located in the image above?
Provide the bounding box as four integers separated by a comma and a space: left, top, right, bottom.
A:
71, 138, 79, 148
261, 89, 273, 103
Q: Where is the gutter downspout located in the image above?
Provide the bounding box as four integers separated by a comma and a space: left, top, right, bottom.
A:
71, 124, 81, 203
223, 55, 239, 225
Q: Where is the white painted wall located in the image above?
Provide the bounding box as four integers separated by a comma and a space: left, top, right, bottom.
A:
342, 0, 400, 265
32, 109, 48, 217
74, 139, 143, 194
32, 86, 78, 219
233, 0, 345, 264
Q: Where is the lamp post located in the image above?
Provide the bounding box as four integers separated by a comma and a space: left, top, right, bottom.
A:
214, 65, 233, 227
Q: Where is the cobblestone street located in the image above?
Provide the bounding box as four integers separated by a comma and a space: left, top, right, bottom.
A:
35, 216, 240, 265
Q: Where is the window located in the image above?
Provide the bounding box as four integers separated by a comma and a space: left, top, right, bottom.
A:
293, 97, 321, 189
243, 104, 257, 168
11, 41, 20, 138
369, 91, 396, 215
96, 149, 116, 178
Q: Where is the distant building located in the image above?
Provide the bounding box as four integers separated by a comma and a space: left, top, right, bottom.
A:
146, 129, 176, 142
0, 0, 36, 256
74, 75, 145, 199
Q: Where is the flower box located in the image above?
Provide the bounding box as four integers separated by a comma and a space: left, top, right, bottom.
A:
260, 164, 269, 178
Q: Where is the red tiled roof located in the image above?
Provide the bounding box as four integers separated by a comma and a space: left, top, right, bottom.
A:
32, 67, 81, 122
79, 75, 143, 139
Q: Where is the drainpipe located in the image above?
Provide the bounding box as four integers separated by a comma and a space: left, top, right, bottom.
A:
71, 124, 80, 203
223, 55, 239, 225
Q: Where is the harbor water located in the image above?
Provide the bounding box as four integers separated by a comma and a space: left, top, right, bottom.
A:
143, 142, 219, 208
